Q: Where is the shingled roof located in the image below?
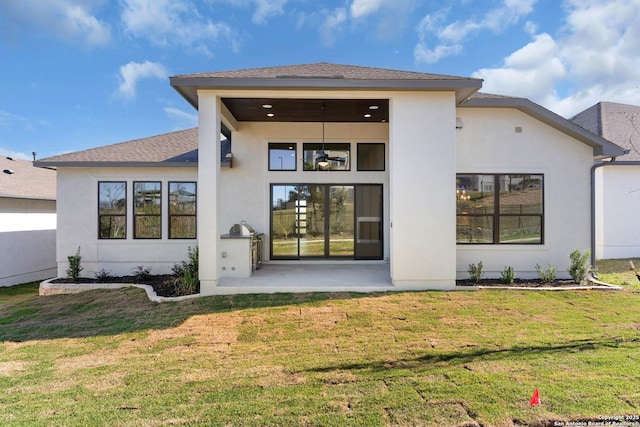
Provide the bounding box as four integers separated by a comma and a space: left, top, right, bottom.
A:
0, 156, 56, 200
571, 102, 640, 161
36, 128, 199, 167
170, 62, 483, 108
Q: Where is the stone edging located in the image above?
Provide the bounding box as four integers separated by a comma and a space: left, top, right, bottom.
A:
456, 274, 623, 291
39, 278, 201, 303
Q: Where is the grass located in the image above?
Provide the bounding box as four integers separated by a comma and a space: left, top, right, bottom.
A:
596, 257, 640, 291
0, 266, 639, 426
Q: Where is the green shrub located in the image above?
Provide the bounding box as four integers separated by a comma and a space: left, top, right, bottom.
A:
501, 266, 515, 284
172, 246, 199, 295
468, 261, 484, 283
569, 248, 592, 283
535, 263, 557, 283
94, 269, 113, 283
66, 247, 83, 282
132, 266, 152, 283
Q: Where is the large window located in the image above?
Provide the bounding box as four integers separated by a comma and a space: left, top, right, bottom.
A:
98, 181, 126, 239
134, 181, 161, 239
303, 143, 350, 171
169, 182, 197, 239
456, 174, 543, 244
269, 143, 297, 170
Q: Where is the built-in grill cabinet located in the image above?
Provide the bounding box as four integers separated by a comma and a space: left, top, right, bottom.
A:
220, 221, 263, 277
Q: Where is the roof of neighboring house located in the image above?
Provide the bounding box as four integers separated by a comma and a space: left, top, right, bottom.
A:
0, 156, 56, 200
36, 128, 200, 167
462, 93, 627, 158
571, 102, 640, 161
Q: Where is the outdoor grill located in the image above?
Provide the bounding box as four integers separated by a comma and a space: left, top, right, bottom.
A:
229, 221, 263, 271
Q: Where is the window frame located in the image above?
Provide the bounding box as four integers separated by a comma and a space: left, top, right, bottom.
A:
303, 142, 351, 171
456, 174, 544, 245
168, 181, 197, 240
268, 142, 297, 171
133, 181, 162, 239
98, 181, 127, 240
357, 143, 386, 171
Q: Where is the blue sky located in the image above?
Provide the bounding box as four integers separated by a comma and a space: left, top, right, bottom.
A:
1, 0, 639, 160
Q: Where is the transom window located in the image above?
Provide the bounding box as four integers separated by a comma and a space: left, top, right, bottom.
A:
268, 143, 297, 171
456, 174, 544, 244
98, 181, 126, 239
303, 143, 350, 171
357, 143, 385, 171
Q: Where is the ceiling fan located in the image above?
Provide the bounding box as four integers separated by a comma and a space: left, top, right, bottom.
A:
315, 105, 346, 170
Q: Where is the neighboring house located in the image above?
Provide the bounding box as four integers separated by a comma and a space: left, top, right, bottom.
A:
36, 63, 625, 295
0, 156, 57, 287
571, 102, 640, 260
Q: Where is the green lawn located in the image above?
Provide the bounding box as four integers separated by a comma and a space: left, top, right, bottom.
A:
0, 269, 639, 426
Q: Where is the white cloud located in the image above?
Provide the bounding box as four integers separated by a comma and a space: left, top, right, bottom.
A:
117, 61, 169, 99
0, 0, 110, 46
164, 107, 198, 127
415, 0, 536, 64
471, 0, 640, 117
0, 111, 34, 131
251, 0, 287, 24
120, 0, 235, 53
0, 147, 31, 161
350, 0, 385, 19
319, 8, 347, 47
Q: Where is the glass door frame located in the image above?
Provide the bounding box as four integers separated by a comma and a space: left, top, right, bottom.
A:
270, 183, 383, 260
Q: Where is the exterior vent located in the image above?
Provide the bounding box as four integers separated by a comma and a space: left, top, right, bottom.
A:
3, 169, 15, 174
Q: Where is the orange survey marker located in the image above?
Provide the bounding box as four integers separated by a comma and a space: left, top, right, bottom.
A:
529, 388, 540, 406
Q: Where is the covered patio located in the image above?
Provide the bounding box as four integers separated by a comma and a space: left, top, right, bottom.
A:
217, 263, 392, 294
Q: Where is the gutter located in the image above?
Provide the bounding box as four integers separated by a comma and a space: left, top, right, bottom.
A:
591, 159, 640, 265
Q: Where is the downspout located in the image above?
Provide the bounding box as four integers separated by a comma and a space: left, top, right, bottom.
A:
591, 160, 640, 266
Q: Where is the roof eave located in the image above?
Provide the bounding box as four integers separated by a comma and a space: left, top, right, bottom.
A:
0, 194, 56, 201
169, 76, 483, 109
33, 161, 198, 168
460, 97, 628, 158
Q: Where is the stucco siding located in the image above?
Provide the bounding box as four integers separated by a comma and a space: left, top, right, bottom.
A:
56, 167, 197, 278
456, 108, 594, 279
597, 166, 640, 259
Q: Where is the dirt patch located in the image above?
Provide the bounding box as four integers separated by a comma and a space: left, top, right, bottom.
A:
50, 275, 197, 297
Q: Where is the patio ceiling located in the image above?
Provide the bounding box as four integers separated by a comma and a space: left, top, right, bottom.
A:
221, 98, 389, 123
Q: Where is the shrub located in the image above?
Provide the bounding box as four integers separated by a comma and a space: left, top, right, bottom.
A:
132, 265, 152, 283
569, 248, 592, 283
468, 261, 484, 283
501, 266, 515, 284
535, 263, 557, 283
172, 246, 199, 295
94, 269, 113, 283
66, 247, 83, 282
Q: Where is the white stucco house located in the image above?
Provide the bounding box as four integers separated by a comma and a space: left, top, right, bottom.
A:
0, 156, 57, 287
35, 63, 625, 295
571, 101, 640, 260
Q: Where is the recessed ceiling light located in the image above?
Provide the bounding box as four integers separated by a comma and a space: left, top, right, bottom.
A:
262, 104, 273, 109
364, 114, 372, 118
267, 113, 275, 117
369, 105, 379, 110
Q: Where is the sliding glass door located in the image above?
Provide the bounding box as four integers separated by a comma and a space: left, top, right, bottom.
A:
271, 184, 382, 259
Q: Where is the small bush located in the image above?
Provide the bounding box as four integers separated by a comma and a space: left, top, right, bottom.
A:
535, 263, 557, 283
569, 248, 592, 283
132, 265, 152, 283
66, 247, 83, 282
94, 269, 113, 283
172, 246, 199, 295
501, 266, 515, 284
468, 261, 484, 283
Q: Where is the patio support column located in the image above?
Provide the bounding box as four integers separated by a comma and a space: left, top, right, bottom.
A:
197, 92, 221, 295
389, 92, 457, 290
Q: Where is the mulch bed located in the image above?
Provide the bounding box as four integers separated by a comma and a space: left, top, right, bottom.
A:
456, 278, 591, 288
49, 275, 195, 297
